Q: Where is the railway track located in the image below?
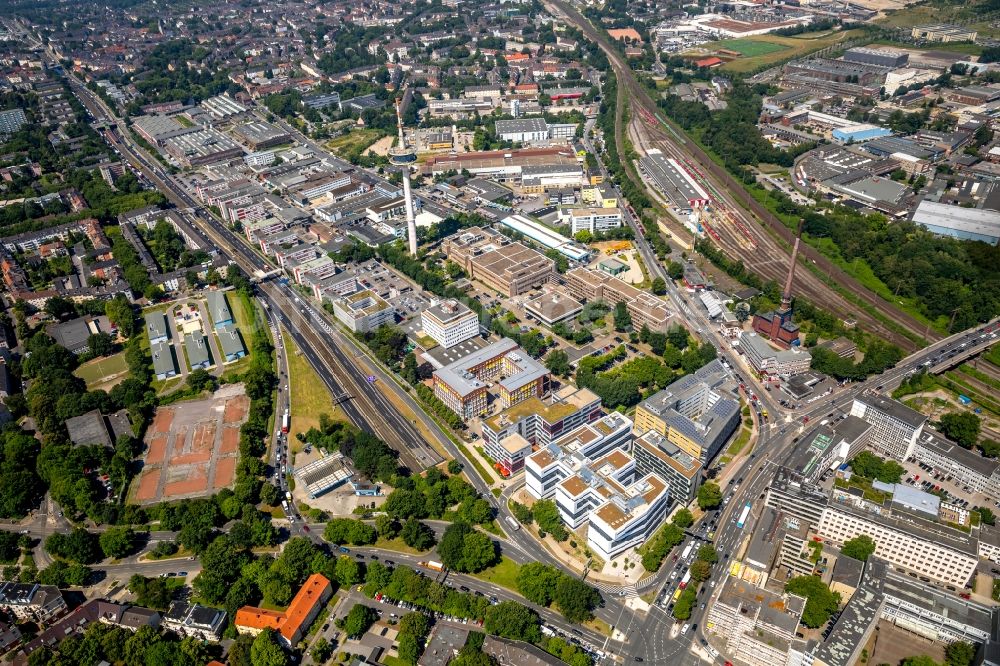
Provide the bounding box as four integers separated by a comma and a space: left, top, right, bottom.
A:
549, 0, 936, 352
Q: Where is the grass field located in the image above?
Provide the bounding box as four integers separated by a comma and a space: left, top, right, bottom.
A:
325, 129, 386, 160
283, 328, 347, 451
470, 556, 520, 592
718, 38, 788, 57
74, 352, 128, 388
715, 29, 865, 73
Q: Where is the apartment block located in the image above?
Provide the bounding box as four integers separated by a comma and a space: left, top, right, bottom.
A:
432, 338, 549, 420
633, 360, 740, 463
481, 385, 603, 449
421, 299, 480, 349
236, 574, 332, 647
850, 391, 927, 461
565, 267, 671, 332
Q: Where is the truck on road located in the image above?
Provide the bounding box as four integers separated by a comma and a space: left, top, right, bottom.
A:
420, 560, 445, 572
281, 409, 289, 434
505, 516, 521, 531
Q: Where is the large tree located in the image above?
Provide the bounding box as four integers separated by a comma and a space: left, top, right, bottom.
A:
840, 535, 876, 562
696, 482, 722, 510
938, 412, 981, 448
516, 562, 562, 606
552, 576, 601, 623
484, 601, 541, 643
784, 576, 841, 628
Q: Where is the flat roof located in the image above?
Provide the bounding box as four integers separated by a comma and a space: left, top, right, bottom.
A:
855, 391, 927, 428
913, 200, 1000, 239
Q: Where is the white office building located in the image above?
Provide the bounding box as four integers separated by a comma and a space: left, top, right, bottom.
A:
559, 206, 624, 234
332, 289, 395, 334
850, 392, 927, 461
421, 299, 480, 349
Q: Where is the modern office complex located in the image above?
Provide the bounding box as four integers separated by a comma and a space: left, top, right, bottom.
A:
849, 391, 927, 461
633, 360, 740, 463
432, 338, 549, 419
558, 206, 623, 234
632, 430, 703, 504
482, 385, 603, 450
483, 432, 534, 476
421, 299, 480, 349
525, 413, 672, 559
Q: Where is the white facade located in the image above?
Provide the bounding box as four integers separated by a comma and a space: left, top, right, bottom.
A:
560, 207, 624, 234
817, 504, 977, 588
850, 393, 926, 461
332, 289, 395, 334
421, 299, 480, 348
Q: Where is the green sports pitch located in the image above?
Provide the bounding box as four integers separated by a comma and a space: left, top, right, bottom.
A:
716, 39, 788, 57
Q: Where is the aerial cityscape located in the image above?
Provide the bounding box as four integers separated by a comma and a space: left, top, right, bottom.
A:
0, 0, 999, 664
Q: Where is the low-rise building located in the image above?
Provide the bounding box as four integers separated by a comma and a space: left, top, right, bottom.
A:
217, 325, 246, 362
235, 574, 332, 646
565, 267, 671, 332
163, 602, 227, 641
0, 583, 66, 624
151, 341, 178, 380
206, 291, 234, 329
443, 227, 555, 297
740, 334, 812, 378
558, 206, 623, 234
145, 311, 170, 344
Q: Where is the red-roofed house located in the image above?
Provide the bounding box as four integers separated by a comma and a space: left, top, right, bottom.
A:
235, 574, 332, 646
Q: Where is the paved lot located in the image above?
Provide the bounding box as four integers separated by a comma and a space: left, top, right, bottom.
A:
133, 384, 249, 503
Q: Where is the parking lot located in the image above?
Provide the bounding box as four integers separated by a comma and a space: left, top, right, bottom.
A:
900, 458, 989, 513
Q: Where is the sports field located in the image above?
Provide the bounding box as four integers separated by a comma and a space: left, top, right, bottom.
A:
718, 39, 788, 57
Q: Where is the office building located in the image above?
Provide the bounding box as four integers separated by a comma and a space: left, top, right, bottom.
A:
559, 206, 623, 234
783, 416, 872, 481
632, 430, 703, 504
911, 24, 978, 42
525, 414, 671, 559
740, 334, 812, 377
915, 429, 1000, 498
633, 360, 740, 463
565, 267, 672, 332
484, 433, 534, 476
443, 227, 555, 297
236, 574, 332, 646
818, 491, 978, 588
912, 200, 1000, 246
332, 289, 395, 334
523, 289, 584, 326
850, 392, 927, 461
706, 577, 807, 666
432, 338, 549, 419
421, 299, 480, 349
482, 385, 603, 449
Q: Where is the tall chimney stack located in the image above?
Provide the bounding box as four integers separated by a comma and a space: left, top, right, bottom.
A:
389, 96, 419, 257
781, 219, 804, 312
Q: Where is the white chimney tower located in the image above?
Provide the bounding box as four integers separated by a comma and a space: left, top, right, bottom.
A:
390, 96, 419, 256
